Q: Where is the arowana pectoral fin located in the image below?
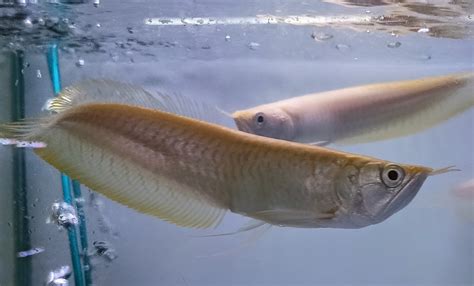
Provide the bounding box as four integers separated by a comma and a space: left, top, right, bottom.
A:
249, 208, 335, 226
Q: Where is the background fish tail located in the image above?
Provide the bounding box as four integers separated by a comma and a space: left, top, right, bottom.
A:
337, 72, 474, 145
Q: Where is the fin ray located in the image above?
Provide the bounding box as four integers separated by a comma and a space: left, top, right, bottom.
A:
250, 208, 335, 226
46, 79, 233, 127
196, 219, 269, 237
0, 119, 50, 148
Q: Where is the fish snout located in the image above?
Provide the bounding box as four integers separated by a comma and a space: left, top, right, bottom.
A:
232, 111, 253, 134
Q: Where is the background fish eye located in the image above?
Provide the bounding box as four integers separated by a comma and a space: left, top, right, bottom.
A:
381, 165, 405, 188
255, 112, 265, 126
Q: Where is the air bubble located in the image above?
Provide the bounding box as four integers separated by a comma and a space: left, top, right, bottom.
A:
335, 44, 350, 51
76, 59, 85, 67
248, 42, 260, 50
387, 41, 401, 48
311, 32, 333, 41
419, 54, 432, 60
23, 18, 33, 28
46, 265, 71, 286
92, 241, 118, 261
110, 53, 119, 62
17, 247, 45, 258
49, 202, 78, 227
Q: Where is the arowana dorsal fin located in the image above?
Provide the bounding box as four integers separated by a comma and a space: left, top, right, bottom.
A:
44, 79, 233, 126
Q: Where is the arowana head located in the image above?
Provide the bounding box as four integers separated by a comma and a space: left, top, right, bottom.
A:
333, 161, 456, 228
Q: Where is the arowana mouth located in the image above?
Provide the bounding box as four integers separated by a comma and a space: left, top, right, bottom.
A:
382, 173, 428, 219
233, 118, 252, 134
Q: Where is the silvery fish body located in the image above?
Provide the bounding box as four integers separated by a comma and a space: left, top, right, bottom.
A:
233, 72, 474, 145
0, 81, 442, 230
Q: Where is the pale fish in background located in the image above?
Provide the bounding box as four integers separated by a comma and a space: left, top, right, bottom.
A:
0, 81, 455, 230
233, 72, 474, 145
450, 179, 474, 223
420, 179, 474, 224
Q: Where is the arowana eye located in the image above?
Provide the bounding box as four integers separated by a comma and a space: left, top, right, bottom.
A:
255, 112, 265, 126
381, 165, 405, 188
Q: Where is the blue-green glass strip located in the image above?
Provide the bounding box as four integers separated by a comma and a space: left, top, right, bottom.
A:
72, 180, 92, 285
60, 175, 84, 286
47, 44, 86, 286
47, 45, 62, 94
12, 50, 31, 286
60, 174, 73, 207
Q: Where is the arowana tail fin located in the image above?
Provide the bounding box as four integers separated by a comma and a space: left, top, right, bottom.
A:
0, 119, 49, 148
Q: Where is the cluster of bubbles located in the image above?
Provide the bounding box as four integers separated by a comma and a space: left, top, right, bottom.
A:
16, 246, 45, 258
48, 202, 78, 227
90, 240, 118, 261
46, 265, 72, 286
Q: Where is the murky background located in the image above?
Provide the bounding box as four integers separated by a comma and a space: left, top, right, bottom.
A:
0, 0, 473, 285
